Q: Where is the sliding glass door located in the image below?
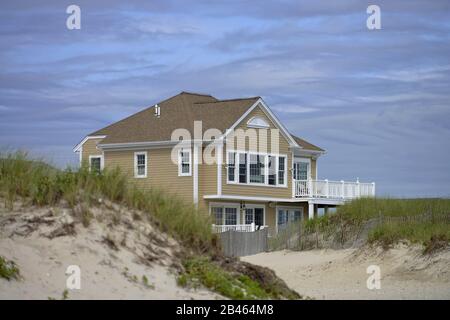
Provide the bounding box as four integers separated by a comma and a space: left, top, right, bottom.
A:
277, 208, 303, 231
244, 207, 265, 228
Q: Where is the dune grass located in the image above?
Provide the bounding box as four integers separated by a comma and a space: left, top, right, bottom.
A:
338, 198, 450, 249
337, 197, 450, 220
0, 151, 216, 254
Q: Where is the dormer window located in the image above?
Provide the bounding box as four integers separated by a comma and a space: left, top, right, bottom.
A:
247, 116, 270, 129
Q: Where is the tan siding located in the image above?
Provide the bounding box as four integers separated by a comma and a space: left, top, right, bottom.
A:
198, 146, 217, 212
222, 105, 293, 199
81, 138, 103, 163
104, 148, 193, 204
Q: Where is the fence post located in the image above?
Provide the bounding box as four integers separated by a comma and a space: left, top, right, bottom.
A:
356, 177, 360, 198
325, 179, 329, 198
341, 180, 345, 199
308, 179, 313, 197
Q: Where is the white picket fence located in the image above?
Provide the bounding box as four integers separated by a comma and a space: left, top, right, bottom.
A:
212, 223, 268, 233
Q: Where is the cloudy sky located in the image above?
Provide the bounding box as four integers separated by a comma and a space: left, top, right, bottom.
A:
1, 1, 449, 197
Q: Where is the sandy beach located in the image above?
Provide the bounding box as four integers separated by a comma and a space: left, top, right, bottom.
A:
243, 246, 450, 300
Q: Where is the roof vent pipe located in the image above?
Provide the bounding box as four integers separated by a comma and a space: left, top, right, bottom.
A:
154, 104, 160, 118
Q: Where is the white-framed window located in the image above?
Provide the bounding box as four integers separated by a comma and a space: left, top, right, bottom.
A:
89, 155, 103, 173
212, 207, 223, 225
134, 151, 147, 178
247, 116, 270, 129
268, 155, 277, 186
224, 207, 238, 225
210, 203, 240, 225
249, 154, 266, 184
293, 158, 310, 180
278, 156, 286, 186
178, 148, 191, 176
227, 152, 236, 183
226, 150, 287, 187
238, 153, 247, 183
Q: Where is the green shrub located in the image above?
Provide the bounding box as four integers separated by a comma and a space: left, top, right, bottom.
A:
0, 256, 20, 281
178, 257, 272, 299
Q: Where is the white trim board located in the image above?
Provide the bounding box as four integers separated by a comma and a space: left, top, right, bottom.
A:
204, 194, 305, 203
73, 135, 107, 153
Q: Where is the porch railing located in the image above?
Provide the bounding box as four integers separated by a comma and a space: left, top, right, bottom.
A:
212, 223, 267, 233
294, 179, 375, 199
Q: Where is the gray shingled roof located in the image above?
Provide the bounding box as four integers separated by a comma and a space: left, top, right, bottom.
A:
89, 91, 324, 151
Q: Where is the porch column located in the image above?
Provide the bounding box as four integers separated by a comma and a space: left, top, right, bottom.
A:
308, 202, 314, 220
324, 205, 329, 215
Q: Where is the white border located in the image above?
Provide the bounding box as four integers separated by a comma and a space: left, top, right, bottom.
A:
73, 135, 107, 153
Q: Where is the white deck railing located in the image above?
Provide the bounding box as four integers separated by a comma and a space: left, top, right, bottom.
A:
212, 223, 267, 233
294, 179, 375, 199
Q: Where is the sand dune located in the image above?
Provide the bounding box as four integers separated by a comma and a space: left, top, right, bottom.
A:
243, 246, 450, 300
0, 202, 219, 300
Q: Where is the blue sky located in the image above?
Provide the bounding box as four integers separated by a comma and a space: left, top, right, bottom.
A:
1, 1, 449, 197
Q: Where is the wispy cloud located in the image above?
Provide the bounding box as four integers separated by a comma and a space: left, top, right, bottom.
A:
1, 0, 450, 197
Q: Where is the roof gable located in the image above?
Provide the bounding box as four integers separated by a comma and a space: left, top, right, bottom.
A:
78, 92, 324, 152
90, 92, 258, 144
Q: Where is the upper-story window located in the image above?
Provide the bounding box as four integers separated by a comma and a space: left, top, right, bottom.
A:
134, 151, 147, 178
268, 155, 277, 186
278, 156, 286, 185
247, 116, 270, 129
227, 152, 236, 182
89, 155, 103, 173
249, 154, 266, 184
293, 160, 309, 180
227, 151, 287, 187
239, 153, 247, 183
178, 149, 192, 176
